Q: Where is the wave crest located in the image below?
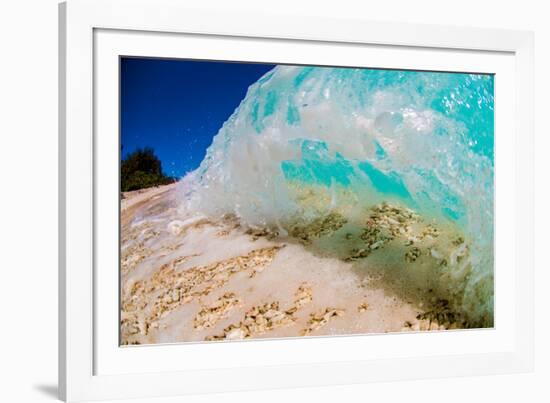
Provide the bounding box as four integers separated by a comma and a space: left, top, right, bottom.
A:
179, 66, 494, 326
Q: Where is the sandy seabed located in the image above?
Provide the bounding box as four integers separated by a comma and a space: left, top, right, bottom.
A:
120, 183, 470, 345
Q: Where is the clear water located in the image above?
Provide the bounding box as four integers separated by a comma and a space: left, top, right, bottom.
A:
180, 65, 494, 325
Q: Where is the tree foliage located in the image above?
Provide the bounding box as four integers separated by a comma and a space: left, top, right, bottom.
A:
121, 147, 174, 191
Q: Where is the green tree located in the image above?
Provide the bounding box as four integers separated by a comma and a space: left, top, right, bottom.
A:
121, 147, 174, 191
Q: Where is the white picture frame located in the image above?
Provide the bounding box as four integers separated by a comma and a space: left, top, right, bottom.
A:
59, 0, 534, 401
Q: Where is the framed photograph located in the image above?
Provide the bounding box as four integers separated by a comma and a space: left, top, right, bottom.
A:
59, 0, 534, 401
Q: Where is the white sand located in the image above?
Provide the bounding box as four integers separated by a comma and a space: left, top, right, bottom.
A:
120, 184, 461, 345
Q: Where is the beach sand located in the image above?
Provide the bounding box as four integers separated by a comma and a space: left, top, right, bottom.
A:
120, 184, 467, 345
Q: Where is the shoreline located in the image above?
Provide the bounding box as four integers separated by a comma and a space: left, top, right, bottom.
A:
121, 184, 475, 345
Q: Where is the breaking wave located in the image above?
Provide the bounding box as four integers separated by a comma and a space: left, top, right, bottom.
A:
179, 65, 494, 326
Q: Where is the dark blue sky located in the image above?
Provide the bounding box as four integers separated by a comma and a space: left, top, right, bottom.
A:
121, 58, 275, 178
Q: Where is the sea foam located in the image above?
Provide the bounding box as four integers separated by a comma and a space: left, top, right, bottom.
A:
179, 66, 494, 326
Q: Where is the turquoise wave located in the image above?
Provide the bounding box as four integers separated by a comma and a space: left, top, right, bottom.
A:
181, 65, 494, 325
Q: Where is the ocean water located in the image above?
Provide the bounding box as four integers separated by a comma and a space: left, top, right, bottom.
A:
180, 66, 494, 326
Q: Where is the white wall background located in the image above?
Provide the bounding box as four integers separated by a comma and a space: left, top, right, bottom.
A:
0, 0, 546, 402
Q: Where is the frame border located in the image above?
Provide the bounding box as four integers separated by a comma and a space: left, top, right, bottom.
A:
59, 0, 534, 401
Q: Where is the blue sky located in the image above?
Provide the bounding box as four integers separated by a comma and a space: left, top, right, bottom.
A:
121, 58, 275, 178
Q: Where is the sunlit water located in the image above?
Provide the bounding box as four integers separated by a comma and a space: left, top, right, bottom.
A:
178, 66, 494, 326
